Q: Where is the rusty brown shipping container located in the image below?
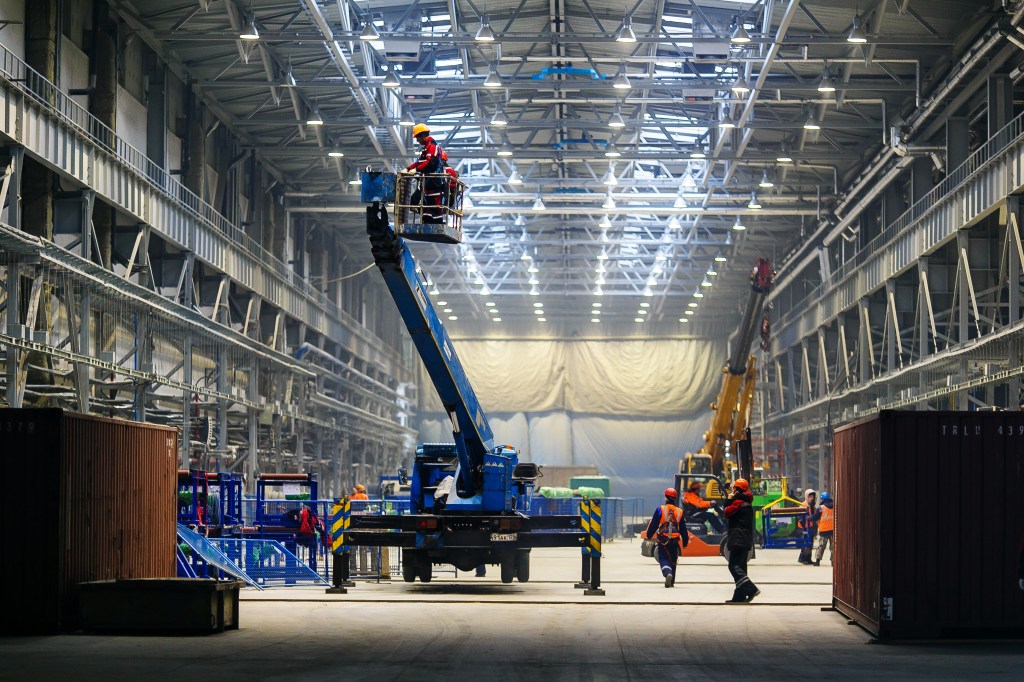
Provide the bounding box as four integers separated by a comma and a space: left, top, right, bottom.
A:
833, 410, 1024, 640
0, 409, 177, 634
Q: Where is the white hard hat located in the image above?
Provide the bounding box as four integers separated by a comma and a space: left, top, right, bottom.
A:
804, 488, 817, 497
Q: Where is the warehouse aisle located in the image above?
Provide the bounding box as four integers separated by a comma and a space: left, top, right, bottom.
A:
3, 545, 1021, 681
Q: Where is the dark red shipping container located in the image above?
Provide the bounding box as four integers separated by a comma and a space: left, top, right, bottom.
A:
833, 410, 1024, 639
0, 409, 178, 634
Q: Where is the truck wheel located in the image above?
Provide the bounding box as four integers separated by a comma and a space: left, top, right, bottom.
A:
402, 551, 419, 582
419, 558, 432, 583
515, 551, 530, 583
500, 556, 515, 584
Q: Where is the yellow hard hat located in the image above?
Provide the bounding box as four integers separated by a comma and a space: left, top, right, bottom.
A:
412, 123, 430, 137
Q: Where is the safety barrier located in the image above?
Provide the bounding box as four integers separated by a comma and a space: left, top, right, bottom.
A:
208, 538, 329, 588
575, 499, 605, 596
531, 496, 643, 540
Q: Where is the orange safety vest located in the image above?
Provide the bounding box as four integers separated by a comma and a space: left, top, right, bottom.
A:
351, 492, 369, 500
819, 505, 834, 532
658, 504, 684, 551
682, 490, 711, 510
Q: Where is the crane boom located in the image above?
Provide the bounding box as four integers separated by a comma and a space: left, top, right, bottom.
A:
697, 257, 772, 477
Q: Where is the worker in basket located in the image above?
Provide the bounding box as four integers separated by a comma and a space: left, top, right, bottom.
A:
350, 483, 369, 500
401, 123, 458, 223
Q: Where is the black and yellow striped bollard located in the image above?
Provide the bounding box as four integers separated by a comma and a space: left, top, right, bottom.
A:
326, 496, 355, 593
584, 498, 605, 596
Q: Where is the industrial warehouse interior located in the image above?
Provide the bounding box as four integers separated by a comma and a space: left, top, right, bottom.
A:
1, 0, 1024, 679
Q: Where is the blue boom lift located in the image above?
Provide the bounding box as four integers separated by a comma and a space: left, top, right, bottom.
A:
348, 173, 585, 584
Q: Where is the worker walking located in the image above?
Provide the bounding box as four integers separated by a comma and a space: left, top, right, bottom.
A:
798, 488, 819, 565
642, 488, 688, 587
401, 123, 448, 223
723, 478, 760, 603
682, 481, 726, 533
814, 492, 835, 566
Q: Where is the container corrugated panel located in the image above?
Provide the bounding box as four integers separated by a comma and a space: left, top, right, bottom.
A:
0, 409, 177, 634
834, 411, 1024, 639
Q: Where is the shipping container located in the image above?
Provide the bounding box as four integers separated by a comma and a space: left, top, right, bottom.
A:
0, 409, 178, 634
833, 410, 1024, 639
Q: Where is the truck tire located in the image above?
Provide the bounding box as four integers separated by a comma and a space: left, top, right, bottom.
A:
515, 551, 530, 583
419, 558, 432, 583
402, 551, 419, 582
500, 556, 515, 584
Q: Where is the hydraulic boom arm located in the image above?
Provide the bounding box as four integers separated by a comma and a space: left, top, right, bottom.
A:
367, 203, 493, 496
699, 258, 772, 476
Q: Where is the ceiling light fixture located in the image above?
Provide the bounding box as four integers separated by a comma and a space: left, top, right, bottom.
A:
608, 107, 626, 128
616, 15, 637, 43
359, 18, 380, 41
475, 15, 496, 42
382, 68, 401, 88
602, 194, 616, 209
668, 216, 681, 231
601, 169, 619, 186
483, 65, 503, 88
731, 76, 751, 95
497, 142, 513, 157
732, 216, 746, 231
715, 253, 728, 262
328, 148, 344, 158
803, 113, 821, 130
720, 108, 737, 129
847, 14, 868, 43
777, 145, 793, 163
490, 107, 508, 127
594, 286, 604, 296
399, 110, 415, 127
239, 15, 260, 40
604, 145, 621, 158
508, 168, 523, 185
817, 66, 836, 93
730, 22, 751, 44
693, 289, 704, 298
597, 248, 609, 260
642, 286, 653, 297
748, 190, 762, 209
532, 195, 545, 211
283, 64, 297, 87
759, 169, 774, 188
689, 147, 707, 159
599, 215, 612, 228
306, 106, 324, 126
613, 66, 632, 90
530, 286, 540, 296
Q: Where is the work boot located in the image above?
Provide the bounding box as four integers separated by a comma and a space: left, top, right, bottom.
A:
665, 573, 673, 588
813, 560, 821, 567
725, 595, 747, 604
744, 588, 761, 603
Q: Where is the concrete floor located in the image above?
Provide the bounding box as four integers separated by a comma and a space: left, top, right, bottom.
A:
3, 543, 1022, 681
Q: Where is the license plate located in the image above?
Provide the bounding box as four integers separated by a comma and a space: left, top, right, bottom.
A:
490, 532, 518, 542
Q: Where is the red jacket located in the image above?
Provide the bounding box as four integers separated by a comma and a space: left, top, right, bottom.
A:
407, 136, 443, 174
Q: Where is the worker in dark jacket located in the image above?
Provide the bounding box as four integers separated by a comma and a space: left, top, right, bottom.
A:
798, 488, 819, 565
642, 488, 688, 588
723, 478, 760, 603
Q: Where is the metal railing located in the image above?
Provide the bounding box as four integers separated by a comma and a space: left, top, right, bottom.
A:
778, 108, 1024, 330
0, 42, 391, 361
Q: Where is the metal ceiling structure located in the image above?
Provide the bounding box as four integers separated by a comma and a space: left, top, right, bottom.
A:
111, 0, 999, 334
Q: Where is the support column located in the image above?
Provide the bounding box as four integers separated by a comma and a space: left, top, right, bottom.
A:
798, 432, 809, 494
946, 117, 969, 176
911, 157, 933, 204
1009, 200, 1022, 408
146, 62, 167, 172
988, 74, 1013, 142
90, 3, 117, 267
181, 334, 192, 469
247, 365, 259, 492
183, 99, 206, 200
5, 262, 21, 407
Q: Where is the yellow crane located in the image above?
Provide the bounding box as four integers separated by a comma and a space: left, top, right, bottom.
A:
680, 257, 772, 499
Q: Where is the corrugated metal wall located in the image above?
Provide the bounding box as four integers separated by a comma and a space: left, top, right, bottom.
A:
0, 409, 177, 634
834, 411, 1024, 639
833, 413, 881, 633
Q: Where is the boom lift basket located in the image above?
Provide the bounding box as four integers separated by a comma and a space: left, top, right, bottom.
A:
392, 171, 466, 244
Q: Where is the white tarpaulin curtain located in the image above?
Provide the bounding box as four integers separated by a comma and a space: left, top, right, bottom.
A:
416, 338, 723, 500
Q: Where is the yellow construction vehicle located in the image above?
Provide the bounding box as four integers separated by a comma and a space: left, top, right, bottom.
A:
675, 258, 770, 557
